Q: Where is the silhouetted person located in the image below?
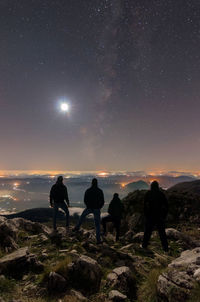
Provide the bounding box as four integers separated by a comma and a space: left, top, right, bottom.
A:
101, 193, 124, 241
50, 176, 70, 231
142, 181, 168, 252
74, 178, 104, 244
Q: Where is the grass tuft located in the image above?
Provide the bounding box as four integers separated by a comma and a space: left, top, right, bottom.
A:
137, 268, 163, 302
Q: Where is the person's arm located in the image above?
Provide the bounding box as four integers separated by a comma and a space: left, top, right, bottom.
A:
144, 192, 149, 216
84, 190, 89, 207
100, 190, 105, 208
49, 186, 54, 207
108, 200, 112, 215
64, 186, 69, 206
162, 193, 168, 218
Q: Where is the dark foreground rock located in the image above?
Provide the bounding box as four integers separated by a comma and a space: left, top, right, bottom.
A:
107, 266, 136, 299
68, 255, 102, 295
0, 247, 43, 278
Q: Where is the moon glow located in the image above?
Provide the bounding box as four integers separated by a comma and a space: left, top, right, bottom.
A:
60, 103, 69, 112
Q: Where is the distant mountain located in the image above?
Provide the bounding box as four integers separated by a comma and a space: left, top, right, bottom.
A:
168, 180, 200, 195
125, 180, 149, 191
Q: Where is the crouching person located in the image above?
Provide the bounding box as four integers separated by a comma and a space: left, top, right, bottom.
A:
101, 193, 124, 241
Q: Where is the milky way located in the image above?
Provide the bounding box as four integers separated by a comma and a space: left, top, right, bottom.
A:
0, 0, 200, 171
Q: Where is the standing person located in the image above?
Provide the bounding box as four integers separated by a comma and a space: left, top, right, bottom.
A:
50, 176, 70, 231
142, 181, 168, 252
73, 178, 104, 244
101, 193, 124, 241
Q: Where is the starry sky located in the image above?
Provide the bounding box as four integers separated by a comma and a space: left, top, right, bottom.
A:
0, 0, 200, 172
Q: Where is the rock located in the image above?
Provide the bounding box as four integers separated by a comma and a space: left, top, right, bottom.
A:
69, 289, 88, 301
127, 213, 141, 230
0, 220, 18, 251
108, 290, 127, 301
169, 247, 200, 269
67, 255, 102, 294
166, 228, 200, 248
194, 268, 200, 280
48, 272, 67, 293
107, 266, 136, 299
157, 270, 193, 302
157, 248, 200, 301
0, 247, 43, 278
124, 230, 135, 242
132, 232, 144, 242
12, 218, 51, 235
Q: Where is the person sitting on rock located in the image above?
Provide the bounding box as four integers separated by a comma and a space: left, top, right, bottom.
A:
101, 193, 124, 241
50, 176, 70, 231
73, 178, 104, 244
142, 181, 168, 252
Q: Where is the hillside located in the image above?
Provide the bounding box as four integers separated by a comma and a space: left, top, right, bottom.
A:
125, 181, 149, 191
168, 179, 200, 195
4, 208, 65, 223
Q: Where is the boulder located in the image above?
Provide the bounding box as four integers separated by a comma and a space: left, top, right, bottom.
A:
108, 290, 127, 301
107, 266, 136, 299
67, 255, 102, 295
0, 247, 43, 278
48, 272, 67, 293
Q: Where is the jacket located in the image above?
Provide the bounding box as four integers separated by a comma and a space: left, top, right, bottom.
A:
84, 185, 104, 209
50, 183, 69, 205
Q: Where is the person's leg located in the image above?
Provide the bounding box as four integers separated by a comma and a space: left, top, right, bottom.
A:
114, 219, 121, 241
142, 218, 153, 248
75, 208, 91, 230
60, 202, 69, 228
157, 221, 169, 252
93, 209, 101, 243
53, 203, 58, 230
101, 215, 112, 234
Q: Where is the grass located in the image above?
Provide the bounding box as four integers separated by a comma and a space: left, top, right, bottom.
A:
53, 255, 72, 277
187, 283, 200, 302
0, 276, 16, 293
137, 267, 164, 302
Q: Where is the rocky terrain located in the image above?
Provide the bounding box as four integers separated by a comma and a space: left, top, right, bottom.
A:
1, 180, 200, 302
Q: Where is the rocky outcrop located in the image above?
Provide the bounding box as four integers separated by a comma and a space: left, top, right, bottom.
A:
107, 266, 136, 299
12, 218, 51, 235
0, 217, 51, 251
0, 247, 43, 278
67, 255, 102, 295
0, 220, 18, 251
157, 248, 200, 301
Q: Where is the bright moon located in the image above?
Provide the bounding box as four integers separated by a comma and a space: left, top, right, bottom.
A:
60, 103, 69, 112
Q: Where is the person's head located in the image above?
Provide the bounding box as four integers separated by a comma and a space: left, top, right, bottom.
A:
151, 181, 159, 191
91, 178, 98, 187
57, 175, 63, 184
113, 193, 119, 199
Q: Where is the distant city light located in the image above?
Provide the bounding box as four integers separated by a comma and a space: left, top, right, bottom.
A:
98, 172, 108, 177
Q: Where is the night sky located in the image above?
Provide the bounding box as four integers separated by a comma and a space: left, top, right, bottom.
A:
1, 0, 200, 172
